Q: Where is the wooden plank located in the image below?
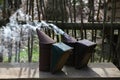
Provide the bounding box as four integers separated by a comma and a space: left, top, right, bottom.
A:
55, 22, 120, 30
0, 63, 119, 79
10, 21, 120, 30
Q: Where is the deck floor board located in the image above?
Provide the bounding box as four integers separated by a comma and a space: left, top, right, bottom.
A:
0, 63, 119, 79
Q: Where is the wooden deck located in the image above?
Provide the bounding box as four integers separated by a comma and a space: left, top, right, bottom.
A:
0, 63, 120, 80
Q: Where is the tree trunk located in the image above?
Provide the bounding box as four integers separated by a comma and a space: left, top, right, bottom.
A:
45, 0, 68, 22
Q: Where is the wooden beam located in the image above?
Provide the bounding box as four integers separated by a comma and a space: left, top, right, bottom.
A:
55, 22, 120, 30
1, 20, 120, 30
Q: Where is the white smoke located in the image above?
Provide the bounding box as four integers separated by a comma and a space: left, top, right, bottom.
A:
0, 8, 65, 62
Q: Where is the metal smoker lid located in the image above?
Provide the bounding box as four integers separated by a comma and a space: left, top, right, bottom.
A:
61, 33, 77, 43
77, 39, 96, 47
36, 28, 56, 44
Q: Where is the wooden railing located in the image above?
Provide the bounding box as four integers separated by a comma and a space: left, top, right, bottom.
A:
0, 21, 120, 68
